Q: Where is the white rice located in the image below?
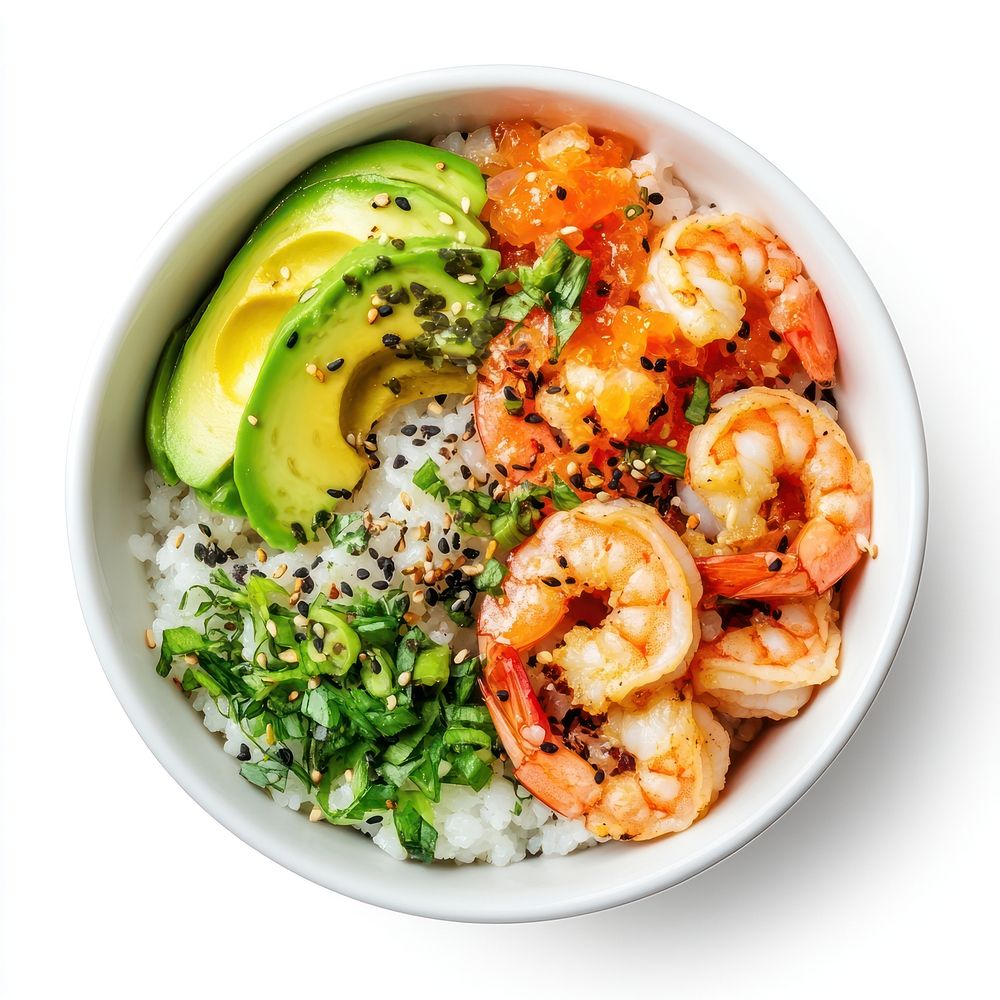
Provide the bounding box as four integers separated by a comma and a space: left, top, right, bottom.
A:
130, 396, 595, 864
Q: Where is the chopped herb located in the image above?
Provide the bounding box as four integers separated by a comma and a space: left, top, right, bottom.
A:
474, 558, 509, 596
684, 376, 711, 425
412, 458, 449, 500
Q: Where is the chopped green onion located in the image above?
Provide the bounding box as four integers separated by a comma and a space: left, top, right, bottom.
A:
550, 473, 582, 511
412, 458, 449, 500
412, 645, 451, 686
684, 376, 711, 425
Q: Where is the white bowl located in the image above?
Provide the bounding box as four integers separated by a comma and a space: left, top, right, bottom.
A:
67, 66, 927, 922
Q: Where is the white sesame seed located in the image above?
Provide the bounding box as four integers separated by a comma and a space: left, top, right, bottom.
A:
305, 362, 317, 376
144, 627, 156, 649
278, 649, 299, 663
265, 724, 276, 746
299, 286, 318, 303
397, 671, 412, 686
386, 694, 398, 710
536, 650, 553, 664
595, 491, 611, 502
344, 769, 353, 782
293, 613, 308, 627
427, 400, 444, 415
373, 192, 390, 207
454, 648, 469, 663
312, 622, 325, 638
265, 619, 277, 638
460, 196, 471, 213
400, 491, 412, 510
309, 807, 323, 822
560, 226, 579, 235
367, 307, 378, 324
466, 363, 476, 374
439, 211, 454, 225
272, 563, 288, 579
310, 769, 323, 784
346, 433, 356, 447
632, 458, 646, 470
456, 230, 467, 242
174, 531, 185, 549
435, 161, 446, 171
525, 171, 537, 182
256, 652, 268, 668
246, 414, 258, 426
307, 676, 320, 689
256, 547, 267, 563
457, 273, 477, 285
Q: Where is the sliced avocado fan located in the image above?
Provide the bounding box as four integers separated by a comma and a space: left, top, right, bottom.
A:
160, 174, 488, 493
234, 240, 502, 550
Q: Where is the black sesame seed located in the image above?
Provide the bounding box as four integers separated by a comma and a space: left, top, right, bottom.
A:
198, 522, 211, 537
438, 538, 450, 555
300, 575, 314, 594
640, 356, 654, 371
340, 582, 353, 597
293, 566, 309, 578
193, 542, 207, 562
555, 186, 567, 200
392, 455, 408, 469
595, 280, 611, 297
356, 568, 370, 580
297, 600, 310, 615
290, 522, 307, 544
381, 333, 401, 347
769, 329, 782, 343
540, 741, 558, 754
401, 424, 417, 436
725, 341, 737, 353
495, 463, 508, 477
768, 558, 783, 572
412, 438, 426, 447
285, 330, 299, 348
641, 237, 650, 253
421, 425, 441, 437
372, 581, 389, 591
653, 358, 667, 372
377, 304, 393, 317
570, 473, 584, 488
294, 631, 306, 642
648, 191, 664, 205
777, 535, 790, 554
557, 555, 568, 568
503, 386, 520, 401
524, 413, 544, 424
394, 196, 411, 211
276, 748, 293, 766
326, 357, 345, 372
311, 555, 322, 569
425, 588, 439, 607
594, 769, 606, 784
237, 744, 251, 762
542, 577, 561, 587
574, 443, 590, 454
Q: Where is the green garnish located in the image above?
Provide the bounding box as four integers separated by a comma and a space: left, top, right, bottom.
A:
475, 557, 509, 596
155, 569, 498, 863
684, 376, 711, 425
628, 441, 688, 478
325, 512, 370, 555
550, 473, 582, 511
623, 203, 645, 220
494, 239, 591, 358
412, 458, 449, 500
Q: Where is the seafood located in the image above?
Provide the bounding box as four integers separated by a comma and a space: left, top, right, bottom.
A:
478, 498, 703, 710
686, 386, 872, 598
639, 212, 838, 383
692, 595, 841, 719
479, 643, 730, 840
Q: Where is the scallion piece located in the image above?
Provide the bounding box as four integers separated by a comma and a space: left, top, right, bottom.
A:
684, 376, 711, 425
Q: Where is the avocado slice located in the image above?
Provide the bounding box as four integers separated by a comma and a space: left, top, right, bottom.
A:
274, 140, 488, 217
162, 175, 489, 491
234, 241, 502, 549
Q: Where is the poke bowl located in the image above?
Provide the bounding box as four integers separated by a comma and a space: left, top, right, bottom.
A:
66, 65, 926, 922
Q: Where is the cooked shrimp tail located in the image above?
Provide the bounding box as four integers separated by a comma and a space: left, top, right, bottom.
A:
479, 642, 601, 819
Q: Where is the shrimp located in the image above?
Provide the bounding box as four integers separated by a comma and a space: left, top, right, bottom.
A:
691, 594, 841, 720
479, 642, 730, 840
639, 212, 838, 384
478, 498, 703, 710
686, 386, 873, 598
474, 308, 686, 487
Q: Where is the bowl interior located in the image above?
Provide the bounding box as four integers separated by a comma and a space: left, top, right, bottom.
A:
71, 69, 925, 922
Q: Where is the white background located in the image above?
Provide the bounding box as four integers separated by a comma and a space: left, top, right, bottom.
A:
2, 1, 997, 996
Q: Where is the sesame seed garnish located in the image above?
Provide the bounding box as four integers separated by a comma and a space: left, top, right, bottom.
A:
559, 226, 578, 235
174, 532, 185, 549
460, 196, 471, 213
397, 670, 412, 686
521, 724, 545, 745
367, 308, 379, 324
144, 627, 156, 649
454, 648, 469, 663
310, 769, 323, 784
457, 273, 477, 284
373, 192, 390, 207
256, 652, 268, 668
246, 414, 258, 426
299, 287, 318, 303
265, 619, 278, 638
309, 807, 323, 823
536, 650, 553, 664
272, 563, 288, 579
439, 211, 454, 225
435, 161, 446, 171
400, 491, 413, 510
386, 694, 398, 710
256, 547, 267, 563
457, 231, 467, 243
265, 723, 276, 746
278, 648, 299, 663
